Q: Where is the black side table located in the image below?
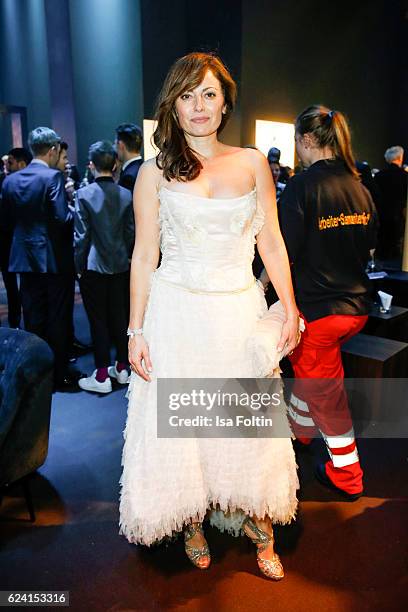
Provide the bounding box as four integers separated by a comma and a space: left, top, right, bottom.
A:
363, 305, 408, 343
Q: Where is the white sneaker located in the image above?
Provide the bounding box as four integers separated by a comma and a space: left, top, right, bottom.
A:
108, 362, 130, 384
78, 370, 112, 394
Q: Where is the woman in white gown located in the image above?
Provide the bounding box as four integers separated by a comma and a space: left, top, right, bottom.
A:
119, 52, 299, 579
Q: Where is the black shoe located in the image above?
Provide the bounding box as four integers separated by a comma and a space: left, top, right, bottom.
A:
71, 337, 93, 356
315, 463, 363, 502
67, 367, 86, 381
54, 375, 79, 392
54, 368, 86, 392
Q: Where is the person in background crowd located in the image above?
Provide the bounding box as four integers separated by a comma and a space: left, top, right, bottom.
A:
75, 141, 134, 393
375, 145, 407, 259
279, 165, 294, 183
0, 148, 32, 328
0, 155, 9, 191
253, 146, 286, 303
55, 141, 91, 360
56, 142, 76, 204
79, 163, 95, 188
69, 163, 81, 190
115, 123, 142, 321
355, 160, 381, 208
115, 123, 143, 193
279, 105, 378, 501
6, 147, 33, 173
267, 147, 286, 200
0, 127, 82, 390
55, 140, 80, 189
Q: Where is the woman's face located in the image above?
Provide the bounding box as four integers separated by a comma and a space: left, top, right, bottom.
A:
269, 162, 280, 184
174, 69, 226, 138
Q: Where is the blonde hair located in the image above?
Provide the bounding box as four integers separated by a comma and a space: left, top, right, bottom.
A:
295, 105, 359, 179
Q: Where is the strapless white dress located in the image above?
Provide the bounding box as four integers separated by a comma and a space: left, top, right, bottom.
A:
119, 187, 298, 546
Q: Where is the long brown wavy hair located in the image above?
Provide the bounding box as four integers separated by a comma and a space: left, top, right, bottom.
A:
295, 105, 359, 179
153, 52, 237, 182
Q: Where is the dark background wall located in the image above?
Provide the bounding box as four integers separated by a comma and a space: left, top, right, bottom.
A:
44, 0, 77, 163
68, 0, 143, 169
0, 0, 52, 152
0, 0, 406, 171
142, 0, 407, 167
0, 0, 143, 169
140, 0, 242, 145
241, 0, 408, 167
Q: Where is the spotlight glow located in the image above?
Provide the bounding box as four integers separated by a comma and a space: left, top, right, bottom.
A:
143, 119, 158, 161
255, 120, 295, 168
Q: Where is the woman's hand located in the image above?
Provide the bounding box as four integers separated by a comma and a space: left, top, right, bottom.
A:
128, 335, 153, 382
277, 309, 301, 354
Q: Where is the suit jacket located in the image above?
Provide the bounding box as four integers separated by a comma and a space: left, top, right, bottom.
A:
0, 190, 12, 271
0, 161, 73, 274
74, 177, 134, 274
375, 163, 407, 220
118, 158, 143, 193
355, 161, 382, 209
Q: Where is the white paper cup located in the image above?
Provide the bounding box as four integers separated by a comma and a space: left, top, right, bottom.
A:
378, 291, 392, 313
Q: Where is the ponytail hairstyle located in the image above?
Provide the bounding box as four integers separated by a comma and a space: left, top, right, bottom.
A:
295, 105, 359, 179
153, 52, 237, 182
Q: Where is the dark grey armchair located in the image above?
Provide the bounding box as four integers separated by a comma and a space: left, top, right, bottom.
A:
0, 328, 54, 521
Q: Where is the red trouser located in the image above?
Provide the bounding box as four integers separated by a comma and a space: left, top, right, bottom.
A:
289, 314, 368, 494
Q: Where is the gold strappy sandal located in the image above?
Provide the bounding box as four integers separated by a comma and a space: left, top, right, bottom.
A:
242, 516, 284, 580
184, 522, 211, 570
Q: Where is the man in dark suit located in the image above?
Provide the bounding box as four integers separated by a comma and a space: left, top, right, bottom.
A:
355, 160, 381, 207
375, 146, 407, 258
75, 141, 134, 393
115, 123, 143, 194
0, 148, 32, 328
115, 123, 142, 323
0, 127, 80, 389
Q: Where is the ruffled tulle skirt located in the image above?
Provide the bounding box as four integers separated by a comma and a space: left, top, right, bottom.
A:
119, 275, 299, 546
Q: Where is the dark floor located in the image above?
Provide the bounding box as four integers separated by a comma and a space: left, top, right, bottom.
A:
0, 285, 407, 612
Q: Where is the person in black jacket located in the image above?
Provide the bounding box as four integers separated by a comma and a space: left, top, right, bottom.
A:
0, 148, 32, 328
0, 127, 80, 389
75, 141, 134, 393
374, 146, 407, 258
115, 123, 143, 322
115, 123, 143, 194
355, 160, 382, 209
279, 105, 378, 500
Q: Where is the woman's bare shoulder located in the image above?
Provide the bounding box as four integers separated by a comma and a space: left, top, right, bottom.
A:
219, 143, 267, 165
136, 157, 163, 188
138, 157, 161, 176
239, 146, 268, 166
219, 143, 266, 163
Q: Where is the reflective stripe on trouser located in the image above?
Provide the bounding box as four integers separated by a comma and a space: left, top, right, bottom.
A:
289, 314, 367, 494
287, 392, 318, 442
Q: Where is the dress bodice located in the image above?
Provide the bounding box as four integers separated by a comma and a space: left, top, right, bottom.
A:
156, 187, 265, 292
